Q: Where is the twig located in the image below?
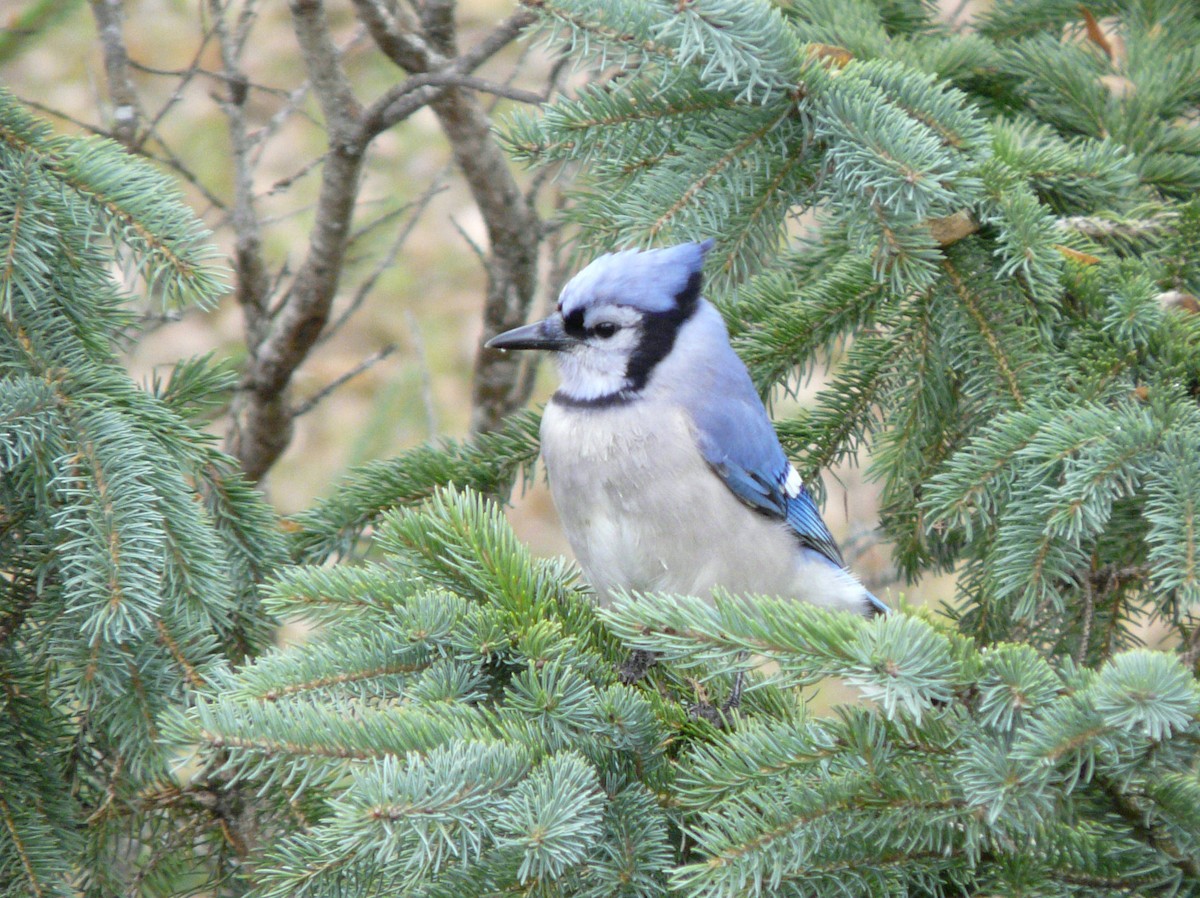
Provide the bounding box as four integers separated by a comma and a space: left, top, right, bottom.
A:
18, 97, 114, 137
321, 173, 449, 345
247, 26, 369, 159
368, 72, 544, 133
1058, 212, 1179, 242
250, 81, 322, 154
262, 153, 327, 198
134, 309, 185, 335
227, 0, 544, 479
128, 60, 287, 93
1076, 565, 1095, 665
210, 0, 272, 345
131, 22, 218, 153
1094, 564, 1149, 661
232, 0, 261, 58
137, 137, 228, 212
292, 344, 398, 417
1098, 773, 1200, 880
403, 309, 439, 437
347, 197, 423, 246
450, 214, 489, 265
14, 97, 228, 210
0, 0, 83, 64
247, 204, 326, 237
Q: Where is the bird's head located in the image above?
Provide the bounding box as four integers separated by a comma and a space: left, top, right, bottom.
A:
486, 240, 714, 404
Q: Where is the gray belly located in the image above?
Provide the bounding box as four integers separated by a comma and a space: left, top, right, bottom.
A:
539, 401, 806, 602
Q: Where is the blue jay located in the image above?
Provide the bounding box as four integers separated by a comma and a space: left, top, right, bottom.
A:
487, 241, 886, 688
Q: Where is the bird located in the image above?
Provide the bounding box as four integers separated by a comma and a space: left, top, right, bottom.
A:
486, 240, 887, 702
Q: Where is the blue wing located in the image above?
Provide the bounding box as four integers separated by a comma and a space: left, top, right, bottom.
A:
689, 376, 846, 568
672, 304, 888, 614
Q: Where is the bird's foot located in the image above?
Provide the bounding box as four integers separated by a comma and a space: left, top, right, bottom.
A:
724, 669, 745, 711
687, 669, 745, 728
686, 672, 743, 729
618, 648, 658, 685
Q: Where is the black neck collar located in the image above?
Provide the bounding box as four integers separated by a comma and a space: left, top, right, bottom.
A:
550, 389, 636, 409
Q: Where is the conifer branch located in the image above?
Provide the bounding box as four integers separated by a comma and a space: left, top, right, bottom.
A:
1099, 774, 1200, 880
9, 1, 1200, 893
650, 106, 792, 240
518, 0, 676, 61
155, 619, 211, 691
287, 408, 541, 562
940, 257, 1026, 407
223, 0, 548, 478
0, 113, 218, 302
1059, 212, 1179, 242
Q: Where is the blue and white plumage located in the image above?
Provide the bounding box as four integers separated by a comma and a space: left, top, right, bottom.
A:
487, 240, 886, 618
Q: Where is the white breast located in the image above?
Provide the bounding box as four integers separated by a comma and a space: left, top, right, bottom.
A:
539, 401, 868, 611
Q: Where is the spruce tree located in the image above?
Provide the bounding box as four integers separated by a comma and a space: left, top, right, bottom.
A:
171, 0, 1200, 893
7, 0, 1200, 894
0, 90, 286, 895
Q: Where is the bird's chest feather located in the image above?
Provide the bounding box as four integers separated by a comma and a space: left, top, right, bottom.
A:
540, 402, 717, 595
537, 401, 867, 612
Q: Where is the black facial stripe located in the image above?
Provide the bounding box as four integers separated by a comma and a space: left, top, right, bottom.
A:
563, 308, 586, 337
623, 270, 703, 390
673, 269, 704, 312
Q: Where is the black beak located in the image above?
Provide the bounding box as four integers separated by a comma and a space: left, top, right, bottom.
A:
485, 314, 576, 351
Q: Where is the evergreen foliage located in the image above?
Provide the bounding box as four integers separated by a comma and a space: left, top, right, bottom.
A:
180, 487, 1200, 896
504, 0, 1200, 662
167, 488, 679, 898
0, 90, 286, 895
8, 0, 1200, 893
202, 0, 1200, 893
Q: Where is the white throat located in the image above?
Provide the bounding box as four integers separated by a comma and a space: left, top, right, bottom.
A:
553, 349, 632, 402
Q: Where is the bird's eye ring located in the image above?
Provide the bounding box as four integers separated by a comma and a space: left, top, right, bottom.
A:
593, 322, 618, 339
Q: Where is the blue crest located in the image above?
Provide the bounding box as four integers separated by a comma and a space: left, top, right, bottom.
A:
558, 240, 714, 316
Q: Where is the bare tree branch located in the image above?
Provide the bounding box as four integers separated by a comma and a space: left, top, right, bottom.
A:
250, 82, 320, 156
210, 0, 272, 340
369, 71, 544, 127
421, 0, 458, 57
292, 343, 398, 417
358, 7, 539, 137
353, 0, 542, 434
33, 0, 553, 468
74, 0, 553, 482
88, 0, 141, 147
129, 22, 219, 155
227, 0, 368, 481
16, 96, 229, 211
322, 173, 450, 345
262, 153, 327, 198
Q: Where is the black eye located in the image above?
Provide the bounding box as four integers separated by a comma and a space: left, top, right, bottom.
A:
592, 322, 619, 339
